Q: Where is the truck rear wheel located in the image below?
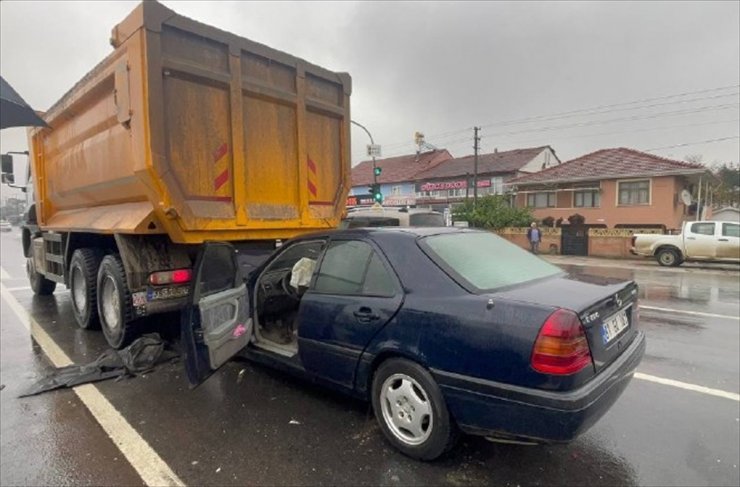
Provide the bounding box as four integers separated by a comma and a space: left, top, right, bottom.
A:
657, 248, 680, 267
97, 254, 136, 349
27, 256, 56, 295
69, 248, 103, 330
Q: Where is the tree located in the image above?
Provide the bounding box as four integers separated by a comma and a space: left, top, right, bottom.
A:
684, 154, 704, 165
711, 162, 740, 207
452, 195, 534, 229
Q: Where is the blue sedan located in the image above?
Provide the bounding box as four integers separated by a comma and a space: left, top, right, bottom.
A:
181, 228, 645, 460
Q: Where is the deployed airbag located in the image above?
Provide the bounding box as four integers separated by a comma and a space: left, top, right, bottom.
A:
290, 257, 316, 290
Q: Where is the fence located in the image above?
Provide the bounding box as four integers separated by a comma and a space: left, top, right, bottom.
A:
495, 227, 664, 258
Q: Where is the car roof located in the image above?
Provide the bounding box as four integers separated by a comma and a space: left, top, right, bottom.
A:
289, 226, 473, 242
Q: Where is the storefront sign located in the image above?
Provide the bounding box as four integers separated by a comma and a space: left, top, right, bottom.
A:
347, 195, 375, 206
417, 179, 491, 192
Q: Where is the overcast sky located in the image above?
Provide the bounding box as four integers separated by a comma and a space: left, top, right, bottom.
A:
1, 0, 738, 200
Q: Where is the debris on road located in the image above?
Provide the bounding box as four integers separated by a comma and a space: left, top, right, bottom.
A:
289, 419, 301, 425
19, 334, 176, 397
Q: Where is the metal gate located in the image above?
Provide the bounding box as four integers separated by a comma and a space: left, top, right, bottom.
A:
561, 226, 588, 256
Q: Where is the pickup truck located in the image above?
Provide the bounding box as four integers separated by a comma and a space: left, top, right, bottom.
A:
631, 220, 740, 266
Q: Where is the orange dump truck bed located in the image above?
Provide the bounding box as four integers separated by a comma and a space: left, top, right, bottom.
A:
29, 1, 351, 244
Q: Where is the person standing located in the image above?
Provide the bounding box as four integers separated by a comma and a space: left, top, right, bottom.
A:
527, 222, 541, 254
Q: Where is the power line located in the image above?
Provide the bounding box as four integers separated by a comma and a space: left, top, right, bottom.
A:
477, 103, 739, 139
377, 84, 739, 149
644, 136, 740, 152
380, 105, 739, 158
478, 86, 740, 130
379, 93, 738, 153
484, 118, 740, 146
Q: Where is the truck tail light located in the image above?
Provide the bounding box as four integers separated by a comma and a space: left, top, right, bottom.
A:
149, 269, 192, 286
531, 309, 593, 375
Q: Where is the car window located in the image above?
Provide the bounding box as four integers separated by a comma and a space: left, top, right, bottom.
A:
722, 223, 740, 238
409, 213, 446, 226
420, 232, 562, 292
342, 216, 400, 228
313, 240, 395, 296
197, 244, 237, 298
690, 222, 716, 236
269, 240, 325, 271
362, 253, 396, 296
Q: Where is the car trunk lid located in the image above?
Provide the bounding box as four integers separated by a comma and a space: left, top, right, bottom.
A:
494, 273, 639, 373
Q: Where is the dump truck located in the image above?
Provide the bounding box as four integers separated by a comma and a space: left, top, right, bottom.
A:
6, 1, 351, 348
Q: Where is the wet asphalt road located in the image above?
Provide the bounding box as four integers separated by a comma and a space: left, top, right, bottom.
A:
1, 227, 739, 486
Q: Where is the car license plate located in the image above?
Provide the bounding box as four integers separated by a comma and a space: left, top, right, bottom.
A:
601, 309, 629, 344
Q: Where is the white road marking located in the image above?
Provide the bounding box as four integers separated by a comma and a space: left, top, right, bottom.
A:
634, 372, 740, 402
0, 267, 9, 280
641, 305, 739, 320
0, 282, 185, 487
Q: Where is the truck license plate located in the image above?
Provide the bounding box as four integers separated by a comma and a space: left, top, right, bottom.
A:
601, 309, 630, 344
146, 285, 189, 301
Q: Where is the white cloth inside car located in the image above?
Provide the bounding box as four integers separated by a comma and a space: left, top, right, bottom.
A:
290, 257, 316, 290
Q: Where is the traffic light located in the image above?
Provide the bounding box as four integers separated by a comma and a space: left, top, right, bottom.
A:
373, 167, 382, 177
368, 183, 383, 204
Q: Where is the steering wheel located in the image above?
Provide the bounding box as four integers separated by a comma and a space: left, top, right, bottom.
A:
281, 271, 300, 301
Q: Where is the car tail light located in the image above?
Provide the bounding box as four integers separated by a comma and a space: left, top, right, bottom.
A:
531, 309, 593, 375
149, 269, 192, 286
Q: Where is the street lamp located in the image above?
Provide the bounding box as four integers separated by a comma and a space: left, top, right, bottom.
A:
351, 120, 379, 184
352, 120, 383, 204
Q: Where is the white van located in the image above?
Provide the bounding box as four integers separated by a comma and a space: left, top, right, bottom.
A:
340, 207, 446, 229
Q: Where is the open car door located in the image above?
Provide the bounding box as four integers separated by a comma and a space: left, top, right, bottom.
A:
181, 242, 251, 386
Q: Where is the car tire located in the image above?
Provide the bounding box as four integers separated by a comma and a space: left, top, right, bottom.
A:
97, 254, 136, 349
656, 248, 680, 267
27, 256, 56, 295
69, 248, 103, 330
371, 358, 458, 461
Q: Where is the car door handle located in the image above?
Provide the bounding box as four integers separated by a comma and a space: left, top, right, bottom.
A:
718, 238, 729, 242
354, 308, 380, 322
686, 237, 696, 240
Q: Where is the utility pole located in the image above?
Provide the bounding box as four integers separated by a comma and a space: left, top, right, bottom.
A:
473, 127, 481, 204
696, 175, 703, 221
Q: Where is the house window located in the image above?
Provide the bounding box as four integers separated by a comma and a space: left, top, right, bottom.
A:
391, 185, 402, 196
618, 180, 650, 205
526, 192, 556, 208
491, 177, 504, 195
574, 190, 600, 208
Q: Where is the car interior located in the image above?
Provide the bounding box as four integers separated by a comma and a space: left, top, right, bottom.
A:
253, 240, 326, 356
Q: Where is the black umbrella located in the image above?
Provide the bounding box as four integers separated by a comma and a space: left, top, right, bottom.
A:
0, 76, 48, 129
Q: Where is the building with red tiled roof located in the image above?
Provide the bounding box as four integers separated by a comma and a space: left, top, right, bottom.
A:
349, 150, 453, 206
413, 146, 560, 210
507, 147, 711, 230
349, 146, 559, 208
351, 149, 453, 186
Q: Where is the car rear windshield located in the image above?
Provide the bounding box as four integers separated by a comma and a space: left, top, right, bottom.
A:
340, 217, 401, 229
420, 232, 562, 292
409, 213, 445, 227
